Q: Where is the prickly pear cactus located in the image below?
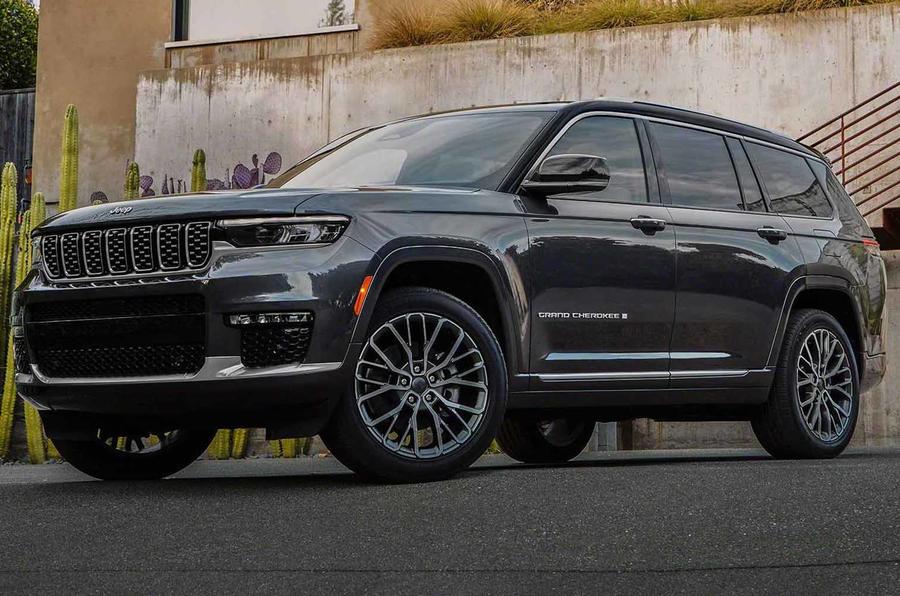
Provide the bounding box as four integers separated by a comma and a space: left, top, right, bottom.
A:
59, 105, 79, 212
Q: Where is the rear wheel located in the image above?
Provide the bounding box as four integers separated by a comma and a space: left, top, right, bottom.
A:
51, 426, 216, 481
752, 309, 859, 459
497, 417, 594, 464
321, 287, 507, 482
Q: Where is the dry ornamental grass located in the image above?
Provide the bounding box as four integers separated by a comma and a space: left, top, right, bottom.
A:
371, 0, 896, 49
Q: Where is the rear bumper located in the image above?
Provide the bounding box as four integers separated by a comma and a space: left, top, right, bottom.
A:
860, 352, 886, 394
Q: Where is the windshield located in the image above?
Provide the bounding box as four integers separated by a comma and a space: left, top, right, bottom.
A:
269, 111, 553, 191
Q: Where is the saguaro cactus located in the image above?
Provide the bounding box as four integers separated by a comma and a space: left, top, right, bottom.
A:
0, 166, 20, 459
59, 104, 80, 212
124, 162, 141, 200
191, 149, 207, 193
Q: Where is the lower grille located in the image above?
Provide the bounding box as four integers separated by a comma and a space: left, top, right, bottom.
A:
26, 295, 206, 379
35, 345, 205, 378
241, 324, 312, 369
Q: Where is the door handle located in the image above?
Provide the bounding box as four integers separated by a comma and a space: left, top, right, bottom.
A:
630, 217, 667, 235
757, 227, 788, 244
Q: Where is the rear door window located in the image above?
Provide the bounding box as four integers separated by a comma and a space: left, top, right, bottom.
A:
746, 143, 833, 219
648, 123, 744, 211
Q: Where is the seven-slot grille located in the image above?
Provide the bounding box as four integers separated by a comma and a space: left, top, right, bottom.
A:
40, 222, 212, 280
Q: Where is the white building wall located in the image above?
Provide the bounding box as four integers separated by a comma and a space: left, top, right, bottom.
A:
188, 0, 356, 41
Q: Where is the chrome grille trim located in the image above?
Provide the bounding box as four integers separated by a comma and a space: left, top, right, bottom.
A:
40, 221, 212, 281
157, 223, 182, 271
130, 226, 155, 273
184, 222, 212, 268
42, 236, 61, 278
105, 228, 129, 275
60, 233, 82, 277
81, 230, 105, 276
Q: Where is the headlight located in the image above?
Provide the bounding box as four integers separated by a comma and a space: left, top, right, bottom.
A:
31, 237, 42, 267
216, 216, 349, 247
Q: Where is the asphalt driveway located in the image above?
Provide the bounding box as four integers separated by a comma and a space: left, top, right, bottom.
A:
0, 448, 898, 594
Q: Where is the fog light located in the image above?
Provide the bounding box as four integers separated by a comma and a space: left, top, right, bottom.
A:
227, 312, 312, 326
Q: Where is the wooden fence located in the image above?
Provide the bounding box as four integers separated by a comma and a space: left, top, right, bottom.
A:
0, 88, 35, 205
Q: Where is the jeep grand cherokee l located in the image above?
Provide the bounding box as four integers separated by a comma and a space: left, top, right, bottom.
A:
14, 100, 886, 482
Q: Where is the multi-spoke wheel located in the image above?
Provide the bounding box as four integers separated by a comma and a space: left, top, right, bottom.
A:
321, 287, 507, 482
796, 328, 854, 442
49, 423, 216, 481
752, 309, 859, 459
497, 416, 594, 464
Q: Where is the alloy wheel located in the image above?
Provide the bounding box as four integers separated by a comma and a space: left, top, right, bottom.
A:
355, 312, 489, 460
796, 328, 854, 443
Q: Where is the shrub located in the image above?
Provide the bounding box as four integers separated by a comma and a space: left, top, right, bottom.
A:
370, 0, 895, 49
444, 0, 536, 42
370, 1, 449, 49
0, 0, 38, 90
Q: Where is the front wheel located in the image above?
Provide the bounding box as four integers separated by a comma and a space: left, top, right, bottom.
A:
321, 287, 507, 482
497, 417, 594, 463
51, 425, 216, 481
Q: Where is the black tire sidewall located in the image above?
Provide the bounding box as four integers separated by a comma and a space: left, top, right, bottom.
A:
325, 288, 508, 482
53, 428, 216, 481
782, 311, 860, 456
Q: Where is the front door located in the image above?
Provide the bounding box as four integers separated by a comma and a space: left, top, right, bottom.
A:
524, 115, 677, 391
645, 122, 805, 387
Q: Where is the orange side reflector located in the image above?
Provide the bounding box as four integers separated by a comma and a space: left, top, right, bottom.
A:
354, 275, 374, 316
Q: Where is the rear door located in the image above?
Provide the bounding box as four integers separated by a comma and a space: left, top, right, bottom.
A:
646, 122, 805, 386
524, 115, 676, 391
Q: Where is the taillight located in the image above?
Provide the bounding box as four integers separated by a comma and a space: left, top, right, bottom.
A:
863, 238, 881, 257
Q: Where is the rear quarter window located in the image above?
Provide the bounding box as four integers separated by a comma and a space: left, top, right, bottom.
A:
746, 143, 833, 219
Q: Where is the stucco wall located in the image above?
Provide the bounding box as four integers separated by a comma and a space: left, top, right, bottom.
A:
32, 0, 173, 206
132, 5, 900, 448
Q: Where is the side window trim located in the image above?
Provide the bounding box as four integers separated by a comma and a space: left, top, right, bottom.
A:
520, 114, 653, 205
635, 119, 662, 204
722, 139, 749, 211
645, 121, 745, 212
737, 138, 772, 212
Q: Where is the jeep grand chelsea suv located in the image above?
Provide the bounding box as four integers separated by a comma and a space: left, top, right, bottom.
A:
15, 100, 886, 482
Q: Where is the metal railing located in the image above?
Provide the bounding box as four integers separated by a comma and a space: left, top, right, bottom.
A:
798, 81, 900, 219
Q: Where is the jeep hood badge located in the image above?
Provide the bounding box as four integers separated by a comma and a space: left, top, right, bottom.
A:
108, 206, 133, 215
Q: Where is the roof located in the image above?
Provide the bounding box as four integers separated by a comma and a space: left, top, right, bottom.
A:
411, 99, 815, 158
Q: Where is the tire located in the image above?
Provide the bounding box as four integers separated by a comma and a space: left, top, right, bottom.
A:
321, 287, 507, 482
52, 426, 216, 481
752, 308, 859, 459
497, 417, 594, 464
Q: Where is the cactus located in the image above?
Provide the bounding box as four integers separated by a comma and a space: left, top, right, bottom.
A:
59, 105, 79, 212
209, 429, 232, 460
230, 428, 249, 458
191, 149, 207, 193
124, 162, 141, 200
0, 164, 17, 357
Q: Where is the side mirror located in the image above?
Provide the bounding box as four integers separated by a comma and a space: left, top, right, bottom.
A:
521, 154, 610, 197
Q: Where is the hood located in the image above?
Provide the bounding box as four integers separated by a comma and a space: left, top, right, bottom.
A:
35, 188, 324, 233
36, 186, 490, 233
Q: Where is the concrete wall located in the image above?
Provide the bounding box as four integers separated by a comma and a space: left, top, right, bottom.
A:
135, 6, 900, 201
167, 29, 361, 69
32, 0, 173, 206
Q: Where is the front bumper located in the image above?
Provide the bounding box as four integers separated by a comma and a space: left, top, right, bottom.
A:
15, 237, 376, 428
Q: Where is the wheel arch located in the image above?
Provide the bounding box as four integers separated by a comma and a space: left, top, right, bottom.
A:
350, 245, 527, 385
768, 275, 866, 371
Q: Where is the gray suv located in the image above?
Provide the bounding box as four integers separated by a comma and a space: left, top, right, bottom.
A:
15, 100, 886, 482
